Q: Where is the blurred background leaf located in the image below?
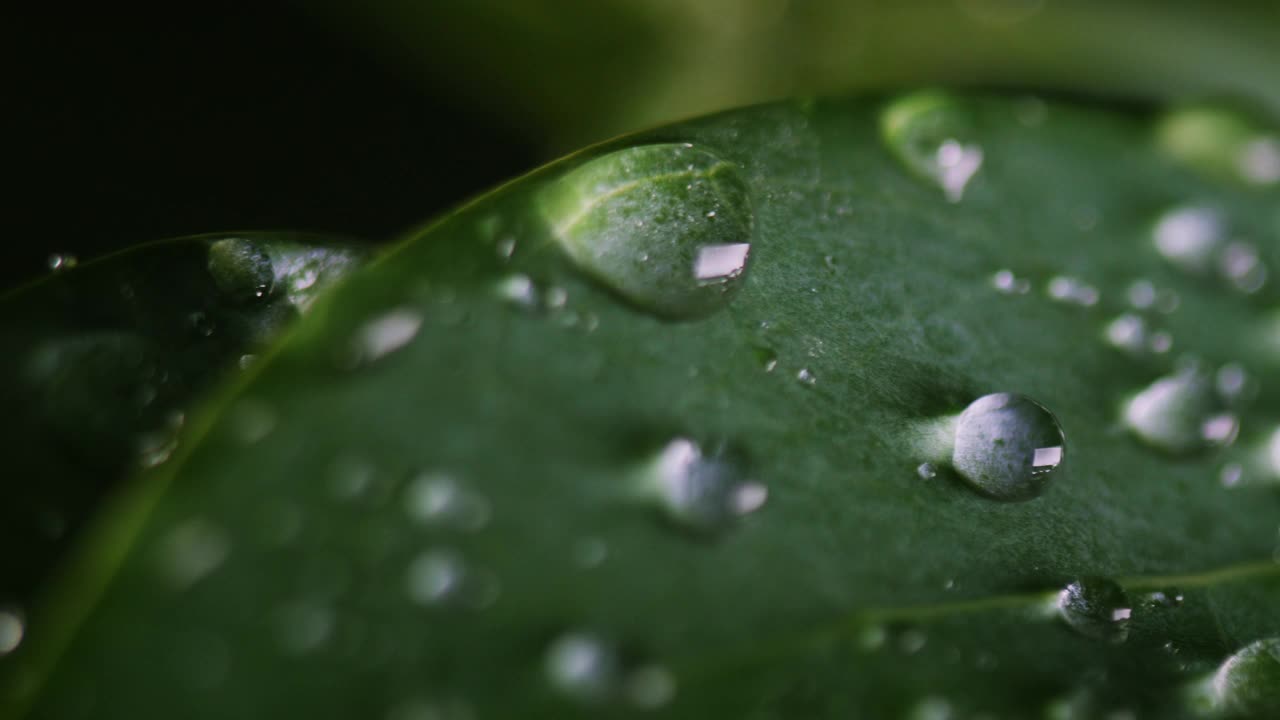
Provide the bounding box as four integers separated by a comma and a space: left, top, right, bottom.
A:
6, 2, 1279, 290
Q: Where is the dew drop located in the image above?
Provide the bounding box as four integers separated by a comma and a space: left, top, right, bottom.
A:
495, 274, 538, 308
624, 664, 676, 709
405, 548, 499, 609
881, 91, 983, 202
207, 237, 274, 302
796, 368, 817, 386
917, 462, 938, 480
951, 393, 1065, 501
1123, 366, 1237, 453
1157, 105, 1280, 186
1046, 276, 1099, 307
544, 631, 620, 703
329, 455, 375, 501
157, 517, 230, 589
188, 311, 215, 338
47, 253, 78, 272
573, 537, 609, 569
643, 438, 766, 532
1215, 362, 1256, 405
1153, 205, 1225, 274
0, 608, 25, 656
991, 269, 1030, 295
228, 398, 276, 445
1056, 577, 1131, 643
538, 144, 753, 319
340, 306, 423, 368
1219, 241, 1268, 294
404, 472, 491, 531
1206, 637, 1280, 716
1104, 313, 1172, 357
910, 696, 954, 720
275, 602, 334, 655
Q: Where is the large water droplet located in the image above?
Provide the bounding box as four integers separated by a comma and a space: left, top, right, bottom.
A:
1056, 577, 1131, 643
208, 237, 274, 302
1207, 637, 1280, 716
952, 393, 1065, 501
881, 91, 984, 202
1123, 366, 1237, 453
642, 438, 767, 532
544, 631, 620, 703
538, 143, 753, 319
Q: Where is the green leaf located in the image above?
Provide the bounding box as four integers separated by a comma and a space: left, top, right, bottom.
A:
7, 94, 1280, 718
0, 233, 368, 608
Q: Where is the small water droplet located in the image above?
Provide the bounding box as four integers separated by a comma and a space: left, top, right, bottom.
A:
496, 236, 517, 260
1239, 136, 1280, 185
208, 237, 274, 302
405, 548, 498, 609
157, 517, 230, 589
951, 393, 1065, 501
404, 472, 491, 531
895, 627, 928, 654
1056, 577, 1131, 643
1206, 637, 1280, 716
1215, 362, 1256, 405
539, 144, 753, 319
1143, 589, 1184, 609
1123, 366, 1236, 453
238, 354, 257, 370
910, 696, 954, 720
47, 253, 78, 272
573, 537, 609, 569
1046, 276, 1099, 307
796, 368, 817, 386
857, 624, 887, 651
329, 455, 375, 500
137, 410, 185, 468
643, 438, 766, 532
1220, 463, 1245, 488
991, 269, 1030, 294
917, 462, 938, 480
0, 608, 25, 655
1219, 241, 1268, 293
881, 91, 983, 202
1104, 313, 1172, 357
1157, 106, 1280, 186
624, 664, 676, 709
228, 398, 276, 445
275, 602, 334, 655
545, 631, 620, 703
386, 698, 476, 720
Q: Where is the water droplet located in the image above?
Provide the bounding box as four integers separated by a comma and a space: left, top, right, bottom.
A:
917, 462, 938, 480
1104, 313, 1173, 357
157, 518, 230, 589
1219, 241, 1268, 293
951, 393, 1065, 501
387, 698, 476, 720
538, 144, 753, 319
238, 354, 257, 371
329, 455, 375, 500
910, 696, 954, 720
796, 367, 817, 386
624, 664, 676, 709
0, 608, 25, 655
895, 627, 928, 654
642, 438, 766, 532
1056, 577, 1131, 643
881, 91, 983, 202
1123, 366, 1237, 453
1215, 362, 1256, 405
753, 346, 778, 372
405, 548, 499, 609
573, 537, 609, 569
857, 624, 887, 651
1239, 136, 1280, 185
404, 472, 491, 531
1153, 205, 1225, 274
1142, 589, 1184, 609
545, 631, 620, 703
991, 269, 1030, 294
496, 236, 517, 260
228, 398, 276, 445
1207, 637, 1280, 716
495, 274, 538, 308
137, 410, 185, 468
1046, 276, 1099, 307
346, 307, 423, 366
275, 602, 334, 655
47, 253, 78, 272
207, 237, 274, 302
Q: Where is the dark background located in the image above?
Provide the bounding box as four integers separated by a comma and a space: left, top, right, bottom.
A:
2, 5, 536, 291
